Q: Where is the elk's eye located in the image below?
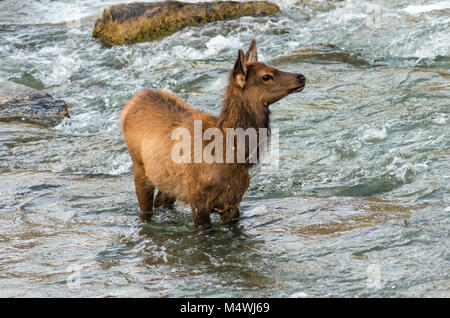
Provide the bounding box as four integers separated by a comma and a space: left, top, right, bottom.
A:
262, 74, 273, 81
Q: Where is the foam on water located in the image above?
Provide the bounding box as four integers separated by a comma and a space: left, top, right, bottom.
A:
403, 1, 450, 14
289, 291, 309, 298
361, 126, 388, 142
0, 0, 137, 24
204, 35, 243, 57
283, 0, 450, 62
431, 113, 447, 125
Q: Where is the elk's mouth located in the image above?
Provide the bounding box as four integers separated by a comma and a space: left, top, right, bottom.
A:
291, 84, 305, 93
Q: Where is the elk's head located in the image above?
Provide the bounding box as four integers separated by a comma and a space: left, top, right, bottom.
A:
231, 40, 306, 107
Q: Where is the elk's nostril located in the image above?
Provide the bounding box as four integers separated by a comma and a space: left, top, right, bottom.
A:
297, 74, 306, 83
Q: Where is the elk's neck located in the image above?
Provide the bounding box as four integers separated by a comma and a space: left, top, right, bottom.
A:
217, 85, 270, 131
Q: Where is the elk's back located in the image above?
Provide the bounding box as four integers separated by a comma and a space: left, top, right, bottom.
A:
120, 89, 217, 201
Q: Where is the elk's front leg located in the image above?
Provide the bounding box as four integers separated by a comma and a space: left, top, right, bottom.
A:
132, 162, 155, 221
154, 190, 176, 209
219, 204, 240, 225
190, 200, 211, 230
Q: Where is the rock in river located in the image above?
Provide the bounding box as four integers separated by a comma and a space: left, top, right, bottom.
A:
0, 80, 69, 127
93, 1, 280, 45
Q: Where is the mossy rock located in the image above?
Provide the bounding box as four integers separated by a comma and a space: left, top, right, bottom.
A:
0, 80, 69, 127
93, 1, 280, 45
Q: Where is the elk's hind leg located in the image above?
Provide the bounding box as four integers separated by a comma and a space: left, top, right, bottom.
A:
132, 162, 155, 221
154, 190, 176, 209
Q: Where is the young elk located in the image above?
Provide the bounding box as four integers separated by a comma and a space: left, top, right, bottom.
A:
120, 40, 306, 229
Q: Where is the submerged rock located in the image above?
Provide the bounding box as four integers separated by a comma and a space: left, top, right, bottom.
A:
93, 1, 280, 45
0, 80, 69, 127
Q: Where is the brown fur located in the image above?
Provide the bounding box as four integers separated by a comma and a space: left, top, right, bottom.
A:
120, 40, 306, 229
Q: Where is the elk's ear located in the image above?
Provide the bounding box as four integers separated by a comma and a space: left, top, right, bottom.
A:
233, 49, 247, 88
245, 39, 258, 62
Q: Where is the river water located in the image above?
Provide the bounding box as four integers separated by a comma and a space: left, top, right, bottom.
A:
0, 0, 449, 297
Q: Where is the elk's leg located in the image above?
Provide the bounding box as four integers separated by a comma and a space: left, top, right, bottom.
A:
220, 205, 240, 226
132, 162, 154, 220
191, 201, 211, 230
154, 190, 176, 209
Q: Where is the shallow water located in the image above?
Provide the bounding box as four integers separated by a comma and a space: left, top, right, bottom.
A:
0, 0, 449, 297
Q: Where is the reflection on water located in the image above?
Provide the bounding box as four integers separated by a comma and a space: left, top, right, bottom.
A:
0, 0, 449, 297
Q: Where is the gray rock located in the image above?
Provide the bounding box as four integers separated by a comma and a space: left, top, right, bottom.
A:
0, 80, 69, 127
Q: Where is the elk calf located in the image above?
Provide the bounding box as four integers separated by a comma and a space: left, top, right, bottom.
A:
120, 40, 306, 229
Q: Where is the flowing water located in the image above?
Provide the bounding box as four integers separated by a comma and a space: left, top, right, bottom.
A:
0, 0, 449, 297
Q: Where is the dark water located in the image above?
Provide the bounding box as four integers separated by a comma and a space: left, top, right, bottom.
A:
0, 0, 449, 297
